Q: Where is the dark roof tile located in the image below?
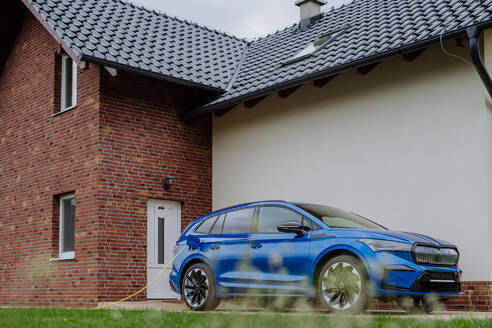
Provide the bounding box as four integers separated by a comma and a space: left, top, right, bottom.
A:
27, 0, 247, 90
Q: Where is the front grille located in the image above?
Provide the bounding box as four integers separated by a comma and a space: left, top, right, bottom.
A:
411, 271, 461, 293
413, 245, 459, 266
429, 271, 456, 281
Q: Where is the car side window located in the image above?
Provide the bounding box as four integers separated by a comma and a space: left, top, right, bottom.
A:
195, 216, 217, 234
258, 206, 304, 233
303, 217, 321, 231
222, 208, 255, 234
210, 214, 225, 235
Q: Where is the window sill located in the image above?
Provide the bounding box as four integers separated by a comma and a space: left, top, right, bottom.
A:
52, 105, 77, 117
50, 254, 75, 261
49, 258, 76, 262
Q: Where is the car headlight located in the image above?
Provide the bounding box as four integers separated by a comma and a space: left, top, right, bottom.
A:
359, 239, 413, 252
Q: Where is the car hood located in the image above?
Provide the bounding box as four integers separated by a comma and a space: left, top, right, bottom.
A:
332, 229, 456, 247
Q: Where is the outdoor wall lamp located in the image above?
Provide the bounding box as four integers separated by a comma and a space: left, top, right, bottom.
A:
162, 176, 175, 191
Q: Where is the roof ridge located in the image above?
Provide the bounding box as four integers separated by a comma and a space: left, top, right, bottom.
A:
249, 22, 299, 42
115, 0, 247, 42
225, 42, 251, 91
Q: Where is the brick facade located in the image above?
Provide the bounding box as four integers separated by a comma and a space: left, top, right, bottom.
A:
0, 10, 490, 312
95, 65, 212, 303
0, 12, 101, 307
0, 12, 211, 307
445, 282, 492, 312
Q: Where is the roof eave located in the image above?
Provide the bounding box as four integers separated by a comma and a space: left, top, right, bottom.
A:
82, 54, 226, 94
21, 0, 227, 94
183, 20, 492, 121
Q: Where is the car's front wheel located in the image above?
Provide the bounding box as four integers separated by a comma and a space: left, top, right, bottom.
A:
182, 263, 219, 311
315, 255, 369, 314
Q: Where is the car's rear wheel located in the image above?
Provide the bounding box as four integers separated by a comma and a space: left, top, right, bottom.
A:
182, 263, 219, 311
315, 255, 369, 314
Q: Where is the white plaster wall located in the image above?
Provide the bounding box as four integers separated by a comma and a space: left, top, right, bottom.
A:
213, 41, 492, 281
485, 30, 492, 282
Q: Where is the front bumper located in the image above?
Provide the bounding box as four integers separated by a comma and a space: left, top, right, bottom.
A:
364, 249, 462, 299
380, 269, 461, 297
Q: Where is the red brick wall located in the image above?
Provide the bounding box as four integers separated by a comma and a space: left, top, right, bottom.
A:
95, 69, 212, 303
370, 282, 492, 312
0, 13, 101, 307
445, 282, 492, 312
0, 11, 212, 307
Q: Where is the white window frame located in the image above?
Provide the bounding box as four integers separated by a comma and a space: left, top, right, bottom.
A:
58, 193, 76, 260
284, 29, 346, 65
60, 56, 77, 112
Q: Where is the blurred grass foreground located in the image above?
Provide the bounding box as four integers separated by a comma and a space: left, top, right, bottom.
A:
0, 308, 491, 328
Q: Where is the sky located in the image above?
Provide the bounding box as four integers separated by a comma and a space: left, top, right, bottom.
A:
128, 0, 352, 39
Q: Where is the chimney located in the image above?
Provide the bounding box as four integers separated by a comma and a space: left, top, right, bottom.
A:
295, 0, 326, 28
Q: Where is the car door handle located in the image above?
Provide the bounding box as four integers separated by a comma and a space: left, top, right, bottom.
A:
210, 244, 220, 251
250, 242, 262, 249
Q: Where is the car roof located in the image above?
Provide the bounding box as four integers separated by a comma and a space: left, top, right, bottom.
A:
210, 200, 338, 214
211, 200, 290, 214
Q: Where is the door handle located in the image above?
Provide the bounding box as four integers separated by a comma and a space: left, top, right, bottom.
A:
250, 242, 262, 249
210, 244, 220, 251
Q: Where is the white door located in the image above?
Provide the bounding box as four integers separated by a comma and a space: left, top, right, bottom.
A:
147, 200, 181, 299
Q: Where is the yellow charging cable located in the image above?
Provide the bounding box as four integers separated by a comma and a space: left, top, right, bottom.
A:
94, 246, 186, 310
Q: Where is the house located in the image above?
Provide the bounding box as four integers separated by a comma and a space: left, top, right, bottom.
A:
0, 0, 490, 310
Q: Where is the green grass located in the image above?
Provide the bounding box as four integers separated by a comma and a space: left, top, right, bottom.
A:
0, 308, 490, 328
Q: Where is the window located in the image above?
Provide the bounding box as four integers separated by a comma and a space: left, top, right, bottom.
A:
195, 216, 218, 234
59, 193, 76, 259
61, 56, 77, 111
222, 208, 255, 234
258, 206, 311, 233
305, 218, 321, 231
158, 215, 165, 264
210, 214, 225, 235
284, 29, 346, 65
296, 204, 387, 230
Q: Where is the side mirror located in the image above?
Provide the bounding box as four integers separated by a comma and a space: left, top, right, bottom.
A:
277, 224, 309, 237
187, 235, 201, 250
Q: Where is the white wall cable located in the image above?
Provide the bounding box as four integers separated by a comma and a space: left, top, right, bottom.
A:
440, 24, 473, 66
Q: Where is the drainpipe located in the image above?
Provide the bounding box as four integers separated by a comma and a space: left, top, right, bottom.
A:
466, 27, 492, 98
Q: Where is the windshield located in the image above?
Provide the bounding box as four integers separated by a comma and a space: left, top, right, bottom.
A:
296, 204, 387, 230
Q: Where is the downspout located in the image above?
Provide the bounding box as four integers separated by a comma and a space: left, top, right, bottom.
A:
466, 27, 492, 98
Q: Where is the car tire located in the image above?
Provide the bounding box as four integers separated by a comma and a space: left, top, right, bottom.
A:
182, 263, 219, 311
315, 255, 369, 314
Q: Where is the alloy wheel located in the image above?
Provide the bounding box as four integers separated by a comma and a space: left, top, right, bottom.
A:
183, 268, 209, 308
321, 261, 362, 310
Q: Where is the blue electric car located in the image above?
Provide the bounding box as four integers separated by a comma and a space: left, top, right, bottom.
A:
169, 201, 461, 313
